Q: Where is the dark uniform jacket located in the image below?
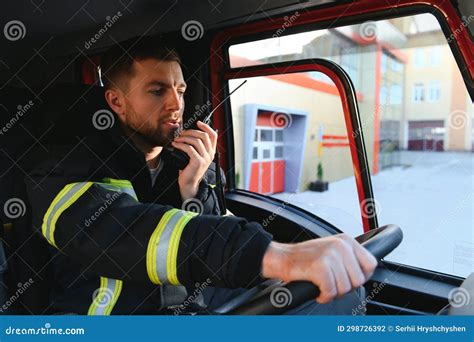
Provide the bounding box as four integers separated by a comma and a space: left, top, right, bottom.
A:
25, 120, 272, 315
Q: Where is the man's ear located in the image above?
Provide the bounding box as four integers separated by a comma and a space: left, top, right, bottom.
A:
105, 88, 126, 121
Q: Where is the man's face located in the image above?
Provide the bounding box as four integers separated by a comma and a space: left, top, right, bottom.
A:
118, 58, 186, 146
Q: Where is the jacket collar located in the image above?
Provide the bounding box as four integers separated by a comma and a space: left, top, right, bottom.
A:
102, 112, 181, 204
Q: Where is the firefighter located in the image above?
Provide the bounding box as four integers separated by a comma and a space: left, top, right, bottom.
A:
25, 37, 376, 315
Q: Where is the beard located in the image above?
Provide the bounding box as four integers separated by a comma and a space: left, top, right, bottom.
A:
123, 107, 182, 147
131, 120, 181, 147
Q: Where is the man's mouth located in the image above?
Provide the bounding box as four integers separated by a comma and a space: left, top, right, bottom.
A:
162, 119, 180, 129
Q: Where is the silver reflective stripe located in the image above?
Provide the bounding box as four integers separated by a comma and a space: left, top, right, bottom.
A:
121, 187, 137, 200
44, 182, 87, 245
93, 278, 118, 315
156, 211, 186, 284
89, 278, 122, 315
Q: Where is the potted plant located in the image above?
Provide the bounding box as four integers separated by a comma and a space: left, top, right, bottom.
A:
309, 161, 329, 192
235, 171, 241, 188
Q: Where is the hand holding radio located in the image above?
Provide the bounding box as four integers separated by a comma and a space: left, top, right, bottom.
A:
172, 120, 218, 201
165, 80, 246, 202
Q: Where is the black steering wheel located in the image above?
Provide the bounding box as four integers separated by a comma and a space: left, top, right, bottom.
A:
221, 224, 403, 315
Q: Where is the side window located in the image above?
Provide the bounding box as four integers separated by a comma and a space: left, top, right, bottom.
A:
229, 13, 473, 277
229, 75, 362, 237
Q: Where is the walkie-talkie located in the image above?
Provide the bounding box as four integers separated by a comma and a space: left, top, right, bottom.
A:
165, 80, 247, 170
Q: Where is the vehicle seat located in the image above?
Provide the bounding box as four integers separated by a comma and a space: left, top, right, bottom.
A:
0, 84, 110, 314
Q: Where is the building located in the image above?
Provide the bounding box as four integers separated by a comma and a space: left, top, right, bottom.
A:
228, 14, 473, 195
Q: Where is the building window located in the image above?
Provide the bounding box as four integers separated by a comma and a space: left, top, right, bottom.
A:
275, 130, 283, 142
413, 49, 425, 69
429, 46, 442, 67
390, 84, 403, 104
262, 149, 271, 159
260, 129, 273, 142
412, 83, 424, 102
380, 86, 388, 104
392, 59, 403, 72
428, 81, 441, 102
340, 47, 359, 88
275, 146, 284, 158
252, 147, 258, 160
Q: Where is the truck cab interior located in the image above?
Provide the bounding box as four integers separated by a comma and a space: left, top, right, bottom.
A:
0, 0, 473, 315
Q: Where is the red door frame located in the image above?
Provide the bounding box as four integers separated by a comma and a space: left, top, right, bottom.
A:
209, 0, 474, 231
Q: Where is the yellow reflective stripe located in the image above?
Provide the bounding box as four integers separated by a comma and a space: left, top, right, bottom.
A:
101, 178, 134, 189
49, 182, 93, 248
41, 183, 75, 246
102, 178, 131, 185
87, 277, 123, 316
42, 182, 93, 248
167, 211, 197, 285
146, 209, 197, 286
42, 179, 138, 249
146, 209, 179, 285
101, 178, 137, 200
87, 277, 106, 315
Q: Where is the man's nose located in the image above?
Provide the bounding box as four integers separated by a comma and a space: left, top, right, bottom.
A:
164, 89, 183, 112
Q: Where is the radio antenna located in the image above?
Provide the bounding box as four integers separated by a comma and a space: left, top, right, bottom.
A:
202, 80, 247, 124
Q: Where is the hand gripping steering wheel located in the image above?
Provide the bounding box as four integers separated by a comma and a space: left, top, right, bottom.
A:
224, 224, 403, 315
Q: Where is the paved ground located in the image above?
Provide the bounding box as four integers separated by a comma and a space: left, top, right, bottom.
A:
272, 151, 473, 278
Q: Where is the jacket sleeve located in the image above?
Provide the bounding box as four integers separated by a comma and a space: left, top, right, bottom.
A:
192, 162, 226, 216
26, 156, 272, 289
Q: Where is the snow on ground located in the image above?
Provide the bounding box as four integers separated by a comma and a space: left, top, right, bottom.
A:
272, 151, 473, 278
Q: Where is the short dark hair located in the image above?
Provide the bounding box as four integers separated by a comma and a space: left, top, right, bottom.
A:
100, 36, 181, 89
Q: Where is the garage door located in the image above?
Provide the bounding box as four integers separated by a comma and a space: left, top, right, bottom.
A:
249, 127, 285, 195
408, 120, 444, 151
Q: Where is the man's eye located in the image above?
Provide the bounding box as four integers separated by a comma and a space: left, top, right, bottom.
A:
150, 89, 164, 96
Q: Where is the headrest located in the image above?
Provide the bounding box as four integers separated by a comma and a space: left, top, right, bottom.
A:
34, 84, 111, 146
0, 84, 110, 149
